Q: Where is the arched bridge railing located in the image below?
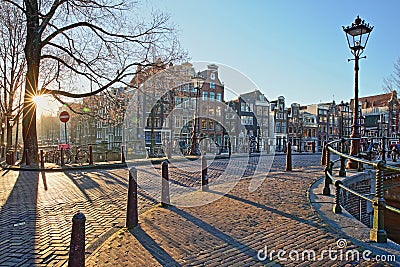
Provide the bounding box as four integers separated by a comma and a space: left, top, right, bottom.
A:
322, 137, 400, 243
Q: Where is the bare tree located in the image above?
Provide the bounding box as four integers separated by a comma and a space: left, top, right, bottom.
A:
383, 57, 400, 93
5, 0, 186, 163
0, 2, 26, 154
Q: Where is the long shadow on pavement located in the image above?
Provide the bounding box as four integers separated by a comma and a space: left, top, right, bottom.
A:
168, 206, 269, 264
208, 189, 321, 228
129, 226, 181, 267
0, 171, 39, 266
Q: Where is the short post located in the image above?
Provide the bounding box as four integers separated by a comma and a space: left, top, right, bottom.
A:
333, 180, 343, 214
339, 138, 346, 177
323, 145, 331, 196
201, 155, 209, 191
286, 141, 292, 171
60, 147, 64, 166
161, 161, 170, 206
1, 146, 4, 158
312, 141, 316, 153
25, 149, 30, 166
321, 141, 327, 165
88, 145, 93, 165
370, 160, 387, 243
126, 167, 138, 228
40, 149, 44, 169
10, 151, 14, 165
68, 212, 86, 267
121, 145, 126, 163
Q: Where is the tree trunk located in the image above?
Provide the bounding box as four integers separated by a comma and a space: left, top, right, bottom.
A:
22, 0, 41, 164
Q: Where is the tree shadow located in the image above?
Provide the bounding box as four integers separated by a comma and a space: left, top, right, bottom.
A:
168, 206, 265, 263
0, 171, 39, 265
129, 226, 181, 267
207, 189, 321, 228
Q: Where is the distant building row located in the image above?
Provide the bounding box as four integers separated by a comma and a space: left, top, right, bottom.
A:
38, 61, 400, 155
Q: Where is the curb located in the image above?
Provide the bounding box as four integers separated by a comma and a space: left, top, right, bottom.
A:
1, 162, 127, 172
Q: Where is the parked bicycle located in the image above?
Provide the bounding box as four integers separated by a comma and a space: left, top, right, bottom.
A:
44, 144, 89, 165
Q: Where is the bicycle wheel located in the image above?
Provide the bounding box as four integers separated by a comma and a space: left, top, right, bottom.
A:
75, 150, 89, 164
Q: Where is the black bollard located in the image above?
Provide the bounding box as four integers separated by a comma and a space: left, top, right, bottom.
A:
126, 167, 138, 228
60, 147, 64, 166
68, 212, 86, 267
121, 145, 126, 163
286, 141, 292, 171
161, 161, 170, 206
89, 145, 93, 165
201, 156, 209, 191
40, 150, 44, 168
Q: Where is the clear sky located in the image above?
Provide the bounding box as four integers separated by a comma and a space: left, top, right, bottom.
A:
145, 0, 400, 106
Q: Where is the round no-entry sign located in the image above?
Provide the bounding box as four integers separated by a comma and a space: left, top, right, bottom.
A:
59, 111, 70, 123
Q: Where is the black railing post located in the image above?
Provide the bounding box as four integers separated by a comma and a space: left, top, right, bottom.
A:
339, 138, 346, 177
333, 180, 343, 214
126, 167, 138, 228
201, 155, 209, 191
323, 144, 331, 196
381, 136, 386, 163
161, 161, 170, 206
321, 141, 327, 166
370, 160, 387, 243
357, 153, 363, 172
286, 141, 292, 171
68, 212, 86, 267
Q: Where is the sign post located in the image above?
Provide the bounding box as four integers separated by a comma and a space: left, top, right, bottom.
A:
59, 111, 70, 144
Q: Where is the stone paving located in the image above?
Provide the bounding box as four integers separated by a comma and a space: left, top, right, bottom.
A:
3, 153, 389, 266
86, 161, 390, 266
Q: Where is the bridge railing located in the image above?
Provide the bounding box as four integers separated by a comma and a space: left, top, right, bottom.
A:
323, 137, 400, 243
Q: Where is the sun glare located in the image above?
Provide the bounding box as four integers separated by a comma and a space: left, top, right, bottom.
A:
32, 95, 58, 116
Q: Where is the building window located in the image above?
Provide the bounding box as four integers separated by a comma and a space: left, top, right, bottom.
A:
175, 117, 181, 128
275, 122, 281, 133
210, 82, 215, 89
216, 93, 222, 102
209, 120, 214, 130
210, 92, 215, 100
241, 102, 251, 112
241, 116, 253, 125
209, 108, 214, 116
202, 92, 208, 100
281, 122, 286, 133
216, 106, 221, 117
201, 119, 207, 129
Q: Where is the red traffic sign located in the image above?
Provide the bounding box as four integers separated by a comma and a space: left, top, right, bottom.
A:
59, 111, 70, 123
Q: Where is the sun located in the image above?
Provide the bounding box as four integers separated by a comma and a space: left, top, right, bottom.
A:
32, 95, 58, 116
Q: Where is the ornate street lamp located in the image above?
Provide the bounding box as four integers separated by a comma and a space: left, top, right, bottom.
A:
343, 16, 373, 169
189, 72, 205, 156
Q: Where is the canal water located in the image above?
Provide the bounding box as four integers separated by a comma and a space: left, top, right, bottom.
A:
385, 199, 400, 245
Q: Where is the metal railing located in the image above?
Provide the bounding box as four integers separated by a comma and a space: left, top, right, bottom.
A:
323, 137, 400, 243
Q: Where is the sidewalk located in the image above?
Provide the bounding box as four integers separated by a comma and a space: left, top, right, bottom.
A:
85, 165, 392, 266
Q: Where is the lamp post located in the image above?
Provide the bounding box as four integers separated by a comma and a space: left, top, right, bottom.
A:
189, 73, 205, 156
343, 16, 373, 169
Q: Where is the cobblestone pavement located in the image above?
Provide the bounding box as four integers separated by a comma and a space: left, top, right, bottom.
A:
0, 153, 352, 266
86, 163, 388, 267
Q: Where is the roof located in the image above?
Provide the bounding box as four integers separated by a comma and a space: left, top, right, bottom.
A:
350, 91, 398, 109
